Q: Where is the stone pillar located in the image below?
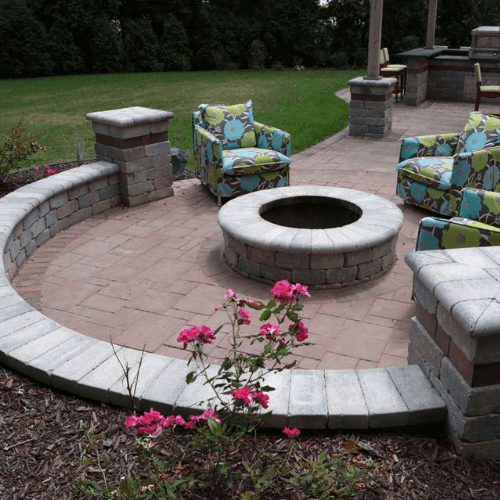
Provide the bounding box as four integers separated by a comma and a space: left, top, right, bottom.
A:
406, 249, 500, 459
348, 77, 396, 138
86, 107, 175, 207
405, 56, 430, 106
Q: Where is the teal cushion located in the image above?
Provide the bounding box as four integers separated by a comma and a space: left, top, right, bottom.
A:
199, 100, 256, 150
221, 148, 290, 176
396, 157, 454, 189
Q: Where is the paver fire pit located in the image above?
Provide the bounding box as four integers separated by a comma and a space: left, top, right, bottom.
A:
218, 186, 403, 288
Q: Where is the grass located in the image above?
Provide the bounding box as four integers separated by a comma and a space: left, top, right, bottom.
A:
0, 69, 364, 170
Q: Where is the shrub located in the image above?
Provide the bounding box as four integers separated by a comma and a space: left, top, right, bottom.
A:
0, 125, 46, 184
249, 40, 267, 70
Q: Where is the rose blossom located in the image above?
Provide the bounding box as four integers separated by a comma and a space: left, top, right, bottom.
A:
177, 325, 216, 349
231, 386, 253, 404
225, 289, 236, 299
251, 391, 269, 409
283, 427, 300, 438
294, 321, 308, 342
271, 280, 295, 303
237, 309, 251, 325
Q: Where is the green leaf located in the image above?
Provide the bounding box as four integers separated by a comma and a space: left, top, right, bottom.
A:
287, 311, 299, 322
186, 371, 197, 384
266, 299, 276, 309
207, 417, 222, 436
260, 309, 271, 321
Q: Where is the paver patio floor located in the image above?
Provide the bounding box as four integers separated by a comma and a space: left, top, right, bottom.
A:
13, 94, 499, 370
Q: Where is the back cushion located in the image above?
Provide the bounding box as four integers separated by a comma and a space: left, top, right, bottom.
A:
458, 112, 500, 153
199, 100, 256, 150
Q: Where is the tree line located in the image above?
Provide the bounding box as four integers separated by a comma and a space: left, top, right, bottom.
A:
1, 0, 499, 79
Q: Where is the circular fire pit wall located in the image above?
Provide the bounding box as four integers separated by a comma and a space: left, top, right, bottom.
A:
217, 186, 404, 288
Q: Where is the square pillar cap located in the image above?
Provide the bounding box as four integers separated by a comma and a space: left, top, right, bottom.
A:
86, 107, 174, 128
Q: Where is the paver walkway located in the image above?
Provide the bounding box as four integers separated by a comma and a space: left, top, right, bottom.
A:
13, 94, 499, 370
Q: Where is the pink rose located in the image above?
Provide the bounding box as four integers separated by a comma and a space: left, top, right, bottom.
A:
237, 309, 251, 325
294, 321, 308, 342
251, 391, 269, 409
283, 427, 300, 438
231, 386, 252, 404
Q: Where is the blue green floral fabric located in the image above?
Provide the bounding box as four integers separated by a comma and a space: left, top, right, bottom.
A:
396, 121, 500, 217
199, 100, 256, 150
457, 112, 500, 154
415, 187, 500, 251
192, 108, 291, 202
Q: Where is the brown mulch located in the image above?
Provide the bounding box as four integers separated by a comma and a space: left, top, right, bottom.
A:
1, 164, 500, 498
1, 363, 499, 499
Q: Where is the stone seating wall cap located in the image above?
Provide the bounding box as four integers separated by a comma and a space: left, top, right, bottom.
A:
86, 107, 175, 127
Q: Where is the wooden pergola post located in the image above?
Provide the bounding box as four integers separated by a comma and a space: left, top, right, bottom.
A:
365, 0, 383, 79
425, 0, 439, 48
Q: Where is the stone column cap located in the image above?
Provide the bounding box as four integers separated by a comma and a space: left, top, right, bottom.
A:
348, 76, 397, 88
86, 107, 174, 127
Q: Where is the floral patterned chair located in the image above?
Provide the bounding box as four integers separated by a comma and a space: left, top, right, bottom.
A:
396, 112, 500, 217
415, 188, 500, 251
192, 100, 291, 204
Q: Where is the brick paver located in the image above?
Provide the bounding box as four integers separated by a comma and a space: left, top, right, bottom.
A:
13, 95, 500, 370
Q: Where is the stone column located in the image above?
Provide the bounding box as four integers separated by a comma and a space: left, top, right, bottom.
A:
405, 56, 430, 106
406, 249, 500, 459
86, 107, 175, 207
348, 77, 396, 138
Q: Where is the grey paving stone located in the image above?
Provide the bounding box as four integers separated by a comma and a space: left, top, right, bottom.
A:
357, 368, 409, 428
26, 334, 98, 385
387, 365, 446, 424
0, 301, 35, 323
288, 370, 327, 429
51, 342, 121, 393
7, 327, 78, 375
325, 370, 369, 429
109, 352, 174, 409
175, 364, 219, 417
0, 318, 59, 363
78, 347, 144, 403
260, 370, 291, 428
434, 278, 500, 312
140, 357, 191, 415
418, 263, 491, 292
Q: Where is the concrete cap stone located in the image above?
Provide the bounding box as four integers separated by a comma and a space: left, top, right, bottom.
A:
86, 107, 174, 127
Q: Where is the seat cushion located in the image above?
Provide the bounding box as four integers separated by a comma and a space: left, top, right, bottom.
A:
221, 148, 290, 176
396, 156, 454, 189
199, 100, 256, 150
480, 85, 500, 92
457, 112, 500, 153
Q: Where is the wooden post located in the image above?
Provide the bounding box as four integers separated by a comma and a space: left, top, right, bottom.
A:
365, 0, 383, 79
425, 0, 438, 48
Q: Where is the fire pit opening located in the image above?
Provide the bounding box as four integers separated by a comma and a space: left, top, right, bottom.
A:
260, 196, 361, 229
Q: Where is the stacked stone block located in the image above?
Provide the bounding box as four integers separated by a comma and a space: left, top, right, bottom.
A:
405, 249, 500, 459
348, 77, 396, 139
1, 162, 120, 281
404, 56, 430, 106
86, 107, 175, 207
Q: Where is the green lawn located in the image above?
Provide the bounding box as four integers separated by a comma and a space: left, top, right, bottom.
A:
0, 70, 364, 170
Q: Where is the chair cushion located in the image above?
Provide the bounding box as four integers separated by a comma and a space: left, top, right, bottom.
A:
221, 148, 290, 176
480, 85, 500, 92
396, 157, 454, 189
199, 100, 256, 150
457, 112, 500, 154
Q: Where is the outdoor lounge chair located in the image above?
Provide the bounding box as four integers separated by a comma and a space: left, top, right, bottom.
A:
474, 63, 500, 111
192, 100, 291, 204
396, 111, 500, 217
380, 48, 406, 101
415, 188, 500, 251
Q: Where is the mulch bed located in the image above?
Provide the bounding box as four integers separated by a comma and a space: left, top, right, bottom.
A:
1, 363, 499, 499
0, 162, 499, 498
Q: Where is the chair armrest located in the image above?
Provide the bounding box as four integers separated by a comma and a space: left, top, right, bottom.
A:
449, 146, 500, 216
399, 133, 460, 162
194, 125, 223, 167
459, 188, 500, 227
254, 121, 291, 156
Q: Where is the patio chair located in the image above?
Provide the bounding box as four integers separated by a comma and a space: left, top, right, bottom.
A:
415, 188, 500, 251
396, 111, 500, 217
192, 100, 291, 205
474, 63, 500, 111
380, 48, 406, 101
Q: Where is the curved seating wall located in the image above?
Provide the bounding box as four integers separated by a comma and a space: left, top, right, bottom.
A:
0, 164, 446, 429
